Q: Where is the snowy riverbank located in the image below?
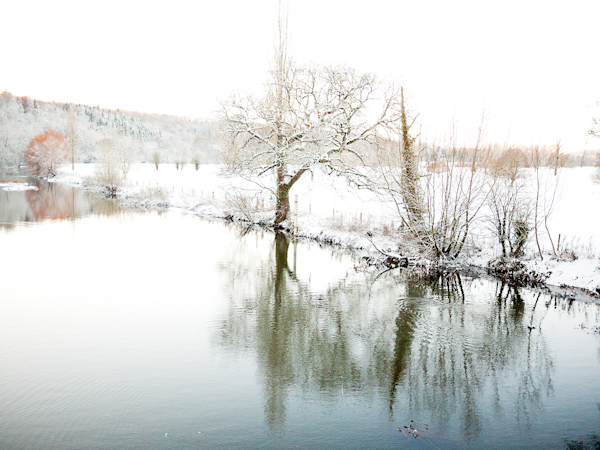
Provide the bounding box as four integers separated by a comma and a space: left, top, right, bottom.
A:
51, 163, 600, 298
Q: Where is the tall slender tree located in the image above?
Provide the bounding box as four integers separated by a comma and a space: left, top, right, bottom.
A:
67, 105, 78, 170
398, 87, 424, 230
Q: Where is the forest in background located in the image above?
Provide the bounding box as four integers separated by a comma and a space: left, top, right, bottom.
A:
0, 90, 221, 173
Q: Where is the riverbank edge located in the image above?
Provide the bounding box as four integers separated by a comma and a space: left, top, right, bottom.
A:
49, 174, 600, 303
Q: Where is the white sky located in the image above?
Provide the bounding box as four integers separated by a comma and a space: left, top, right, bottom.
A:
2, 0, 600, 151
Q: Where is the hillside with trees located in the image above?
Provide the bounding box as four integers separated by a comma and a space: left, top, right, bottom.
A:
0, 90, 220, 174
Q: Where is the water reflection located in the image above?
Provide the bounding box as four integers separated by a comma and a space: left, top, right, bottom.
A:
1, 201, 598, 449
219, 232, 361, 432
403, 280, 553, 440
217, 233, 563, 442
0, 177, 120, 228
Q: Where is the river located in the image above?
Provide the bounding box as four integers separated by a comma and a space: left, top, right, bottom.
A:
1, 178, 599, 449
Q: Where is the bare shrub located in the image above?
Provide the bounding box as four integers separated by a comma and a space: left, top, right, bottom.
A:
93, 139, 123, 196
420, 139, 492, 258
93, 161, 122, 197
326, 211, 374, 234
486, 146, 532, 258
96, 133, 140, 180
487, 258, 549, 287
192, 154, 201, 171
348, 213, 373, 233
224, 189, 269, 223
135, 185, 169, 205
374, 106, 492, 259
557, 236, 598, 261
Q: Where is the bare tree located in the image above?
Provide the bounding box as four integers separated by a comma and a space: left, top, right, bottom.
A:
373, 90, 428, 252
106, 132, 140, 178
526, 145, 562, 259
220, 6, 399, 225
67, 105, 78, 170
92, 132, 140, 195
172, 139, 191, 170
192, 152, 201, 171
397, 87, 424, 229
486, 147, 531, 258
375, 114, 492, 258
528, 145, 546, 260
94, 138, 123, 196
421, 131, 492, 258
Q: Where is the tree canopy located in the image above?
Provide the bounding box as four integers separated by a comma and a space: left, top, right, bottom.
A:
220, 64, 400, 224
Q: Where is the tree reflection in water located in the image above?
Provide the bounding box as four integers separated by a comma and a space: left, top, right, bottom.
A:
217, 232, 557, 440
26, 180, 74, 220
1, 177, 124, 228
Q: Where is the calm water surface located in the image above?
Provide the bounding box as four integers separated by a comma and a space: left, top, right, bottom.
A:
1, 181, 600, 449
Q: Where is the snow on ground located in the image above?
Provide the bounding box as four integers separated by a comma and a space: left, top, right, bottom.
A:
53, 163, 600, 296
541, 167, 600, 251
0, 181, 38, 191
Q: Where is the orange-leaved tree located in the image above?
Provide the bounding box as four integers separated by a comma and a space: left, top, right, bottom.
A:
25, 129, 70, 177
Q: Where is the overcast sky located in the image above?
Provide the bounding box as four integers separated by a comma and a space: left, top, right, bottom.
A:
2, 0, 599, 151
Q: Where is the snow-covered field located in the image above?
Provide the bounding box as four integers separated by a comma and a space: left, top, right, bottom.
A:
53, 163, 600, 296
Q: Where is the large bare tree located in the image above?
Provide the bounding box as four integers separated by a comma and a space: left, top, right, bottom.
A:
220, 10, 398, 225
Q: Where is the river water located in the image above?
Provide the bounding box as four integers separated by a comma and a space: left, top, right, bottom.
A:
1, 179, 600, 449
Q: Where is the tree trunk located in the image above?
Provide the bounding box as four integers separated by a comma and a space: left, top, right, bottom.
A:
274, 161, 290, 225
399, 87, 423, 231
274, 184, 290, 225
274, 165, 309, 226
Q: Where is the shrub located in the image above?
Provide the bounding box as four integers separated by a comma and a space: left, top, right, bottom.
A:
487, 257, 549, 287
94, 162, 122, 197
